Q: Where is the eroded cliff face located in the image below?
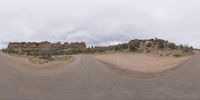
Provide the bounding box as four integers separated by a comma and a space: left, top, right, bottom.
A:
6, 41, 86, 54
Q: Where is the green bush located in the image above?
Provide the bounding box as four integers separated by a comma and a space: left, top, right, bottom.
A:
129, 44, 137, 52
51, 48, 64, 55
1, 48, 7, 53
173, 54, 181, 57
158, 41, 165, 49
168, 43, 176, 49
114, 45, 122, 51
65, 48, 86, 55
39, 49, 53, 60
121, 43, 129, 49
86, 48, 95, 54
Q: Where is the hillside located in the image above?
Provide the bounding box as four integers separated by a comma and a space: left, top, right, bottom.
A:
2, 38, 194, 57
90, 38, 194, 57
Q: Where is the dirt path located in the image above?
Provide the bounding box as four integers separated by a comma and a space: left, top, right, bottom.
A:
0, 52, 200, 100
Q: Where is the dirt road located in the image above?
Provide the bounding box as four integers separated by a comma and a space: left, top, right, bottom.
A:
0, 52, 200, 100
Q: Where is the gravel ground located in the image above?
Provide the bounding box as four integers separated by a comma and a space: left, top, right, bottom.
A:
0, 52, 199, 100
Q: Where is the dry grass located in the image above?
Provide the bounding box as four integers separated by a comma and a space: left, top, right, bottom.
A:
3, 53, 73, 68
26, 55, 72, 64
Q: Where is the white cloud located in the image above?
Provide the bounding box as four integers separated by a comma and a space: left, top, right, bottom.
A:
0, 0, 200, 48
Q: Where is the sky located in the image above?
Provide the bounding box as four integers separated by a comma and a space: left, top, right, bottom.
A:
0, 0, 200, 48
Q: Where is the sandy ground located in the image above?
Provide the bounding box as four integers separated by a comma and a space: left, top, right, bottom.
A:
2, 53, 75, 68
94, 53, 191, 73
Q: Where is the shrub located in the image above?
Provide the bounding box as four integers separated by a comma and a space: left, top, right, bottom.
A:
33, 49, 40, 56
179, 44, 184, 49
39, 48, 53, 60
121, 43, 129, 49
95, 48, 105, 53
146, 42, 152, 47
51, 48, 64, 55
86, 48, 95, 54
173, 54, 181, 57
1, 48, 7, 53
114, 45, 122, 51
65, 48, 86, 55
182, 46, 190, 53
168, 43, 176, 49
158, 41, 165, 49
129, 44, 137, 52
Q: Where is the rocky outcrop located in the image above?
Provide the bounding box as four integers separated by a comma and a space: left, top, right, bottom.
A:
7, 41, 86, 54
128, 38, 169, 49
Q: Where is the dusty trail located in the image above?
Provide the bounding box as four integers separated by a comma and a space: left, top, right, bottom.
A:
0, 52, 200, 100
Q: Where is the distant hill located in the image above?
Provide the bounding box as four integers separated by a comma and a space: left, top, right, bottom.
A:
90, 38, 194, 56
2, 38, 194, 57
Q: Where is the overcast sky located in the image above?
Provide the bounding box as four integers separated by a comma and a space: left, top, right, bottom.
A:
0, 0, 200, 48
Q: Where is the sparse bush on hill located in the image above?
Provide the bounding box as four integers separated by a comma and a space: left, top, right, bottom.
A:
121, 43, 129, 49
168, 43, 176, 49
134, 42, 140, 48
129, 44, 137, 52
157, 41, 165, 49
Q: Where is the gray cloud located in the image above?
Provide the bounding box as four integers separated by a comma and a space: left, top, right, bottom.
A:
0, 0, 200, 48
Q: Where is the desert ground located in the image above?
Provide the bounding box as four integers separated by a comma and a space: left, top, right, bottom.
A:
94, 53, 191, 73
0, 51, 200, 99
3, 53, 74, 68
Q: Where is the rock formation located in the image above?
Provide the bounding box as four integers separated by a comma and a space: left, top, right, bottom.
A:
6, 41, 86, 54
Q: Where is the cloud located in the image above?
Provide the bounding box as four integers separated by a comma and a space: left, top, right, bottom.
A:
0, 0, 200, 48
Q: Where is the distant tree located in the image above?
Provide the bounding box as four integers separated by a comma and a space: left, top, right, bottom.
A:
182, 45, 190, 53
189, 46, 194, 50
179, 44, 184, 49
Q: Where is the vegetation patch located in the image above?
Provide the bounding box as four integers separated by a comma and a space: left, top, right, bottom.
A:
28, 55, 72, 64
173, 54, 182, 58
